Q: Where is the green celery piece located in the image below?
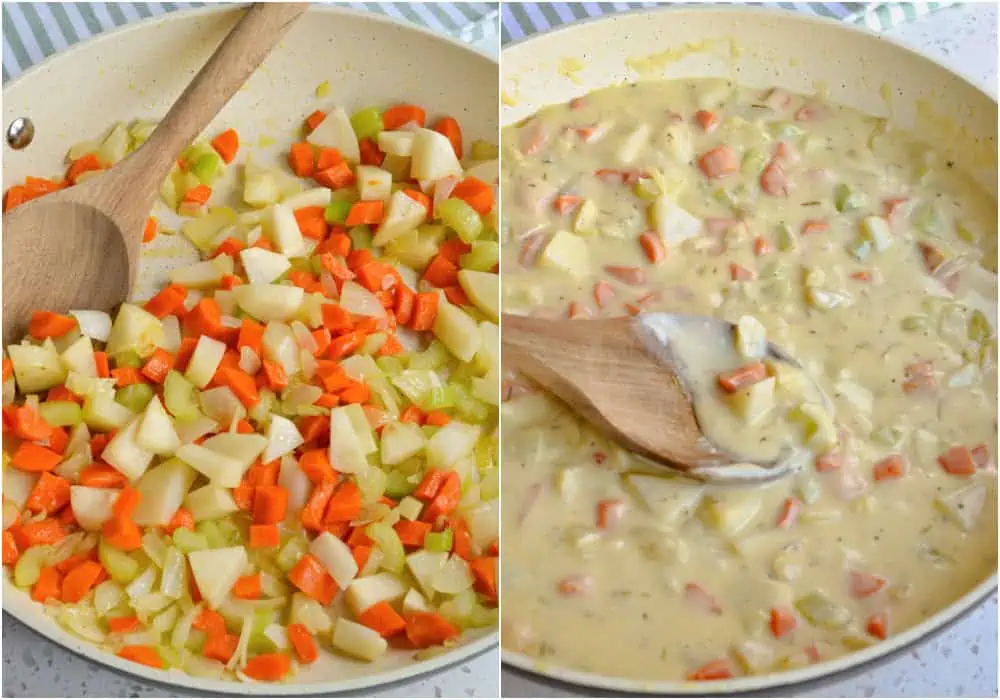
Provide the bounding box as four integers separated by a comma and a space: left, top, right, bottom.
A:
116, 383, 154, 413
419, 385, 456, 412
114, 350, 143, 369
376, 356, 405, 376
324, 200, 352, 225
424, 528, 453, 552
98, 539, 141, 584
349, 225, 373, 251
384, 470, 415, 499
195, 520, 227, 549
38, 401, 83, 427
742, 149, 767, 175
171, 528, 209, 553
455, 390, 490, 423
914, 201, 942, 234
276, 536, 308, 573
459, 241, 500, 272
248, 633, 278, 655
436, 198, 483, 243
163, 370, 199, 421
469, 140, 499, 160
421, 425, 441, 440
350, 107, 384, 141
191, 152, 223, 185
834, 183, 866, 212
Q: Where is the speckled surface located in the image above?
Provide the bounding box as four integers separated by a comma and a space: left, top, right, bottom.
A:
500, 3, 998, 698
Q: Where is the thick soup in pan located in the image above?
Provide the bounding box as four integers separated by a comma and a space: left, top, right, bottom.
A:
500, 79, 998, 681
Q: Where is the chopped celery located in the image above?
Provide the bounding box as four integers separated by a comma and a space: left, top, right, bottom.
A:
408, 341, 449, 370
795, 591, 852, 630
350, 107, 383, 141
195, 520, 227, 549
365, 521, 405, 573
376, 356, 405, 376
834, 183, 865, 212
163, 370, 199, 421
454, 385, 490, 423
116, 383, 154, 413
324, 200, 352, 225
349, 225, 373, 250
38, 400, 83, 427
913, 201, 942, 234
384, 470, 416, 499
460, 241, 500, 272
469, 140, 498, 160
424, 528, 453, 552
171, 528, 209, 553
99, 539, 141, 584
14, 545, 53, 588
776, 223, 796, 252
276, 536, 308, 573
419, 385, 456, 411
901, 315, 929, 332
114, 350, 142, 368
742, 148, 766, 174
191, 152, 223, 185
969, 309, 992, 344
437, 198, 483, 243
216, 517, 243, 545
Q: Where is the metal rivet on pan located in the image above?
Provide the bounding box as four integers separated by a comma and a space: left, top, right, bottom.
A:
6, 117, 34, 150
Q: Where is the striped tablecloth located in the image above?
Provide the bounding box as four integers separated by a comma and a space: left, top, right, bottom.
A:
2, 2, 498, 83
501, 1, 955, 44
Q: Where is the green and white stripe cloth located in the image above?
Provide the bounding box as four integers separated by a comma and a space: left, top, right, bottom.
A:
2, 2, 498, 83
500, 2, 955, 44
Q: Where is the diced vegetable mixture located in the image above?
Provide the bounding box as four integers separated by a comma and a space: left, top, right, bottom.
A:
500, 79, 997, 681
3, 98, 499, 682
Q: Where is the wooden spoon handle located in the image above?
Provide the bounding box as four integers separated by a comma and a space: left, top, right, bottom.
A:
115, 3, 308, 201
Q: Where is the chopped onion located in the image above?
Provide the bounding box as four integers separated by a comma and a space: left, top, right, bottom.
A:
160, 547, 186, 599
183, 290, 203, 312
141, 531, 168, 568
174, 415, 219, 444
263, 623, 290, 650
339, 281, 387, 318
58, 606, 105, 643
220, 314, 242, 329
161, 315, 181, 353
199, 386, 246, 426
320, 270, 339, 298
3, 378, 15, 406
227, 612, 254, 670
93, 580, 125, 616
172, 603, 202, 650
184, 653, 227, 679
151, 603, 180, 633
122, 628, 161, 646
263, 414, 304, 463
433, 175, 459, 211
279, 454, 312, 511
126, 566, 157, 601
291, 321, 318, 353
285, 384, 322, 408
431, 555, 474, 594
299, 348, 317, 380
2, 500, 20, 530
239, 347, 261, 375
68, 310, 112, 342
351, 502, 393, 528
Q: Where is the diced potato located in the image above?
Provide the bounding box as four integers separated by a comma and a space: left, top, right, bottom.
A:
240, 248, 291, 285
732, 639, 775, 674
102, 416, 154, 482
105, 304, 163, 359
332, 618, 388, 661
60, 336, 97, 377
457, 270, 499, 322
789, 402, 838, 451
616, 124, 650, 165
433, 300, 482, 362
355, 166, 393, 202
795, 591, 852, 630
699, 489, 763, 536
233, 284, 304, 323
734, 315, 767, 360
405, 550, 448, 598
69, 486, 119, 531
307, 106, 360, 162
184, 484, 239, 522
188, 546, 248, 609
410, 128, 462, 181
82, 390, 134, 432
860, 216, 893, 252
7, 342, 67, 393
649, 196, 701, 245
136, 396, 181, 456
727, 376, 776, 425
372, 190, 428, 246
329, 406, 370, 474
766, 360, 811, 398
184, 336, 226, 389
622, 473, 705, 525
539, 230, 590, 278
377, 130, 414, 157
267, 202, 306, 258
181, 207, 237, 253
132, 458, 197, 527
935, 483, 987, 531
572, 199, 598, 236
176, 443, 247, 489
344, 572, 408, 615
380, 421, 426, 465
310, 532, 358, 589
426, 421, 480, 467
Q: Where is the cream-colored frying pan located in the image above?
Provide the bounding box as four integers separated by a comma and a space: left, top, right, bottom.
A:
1, 5, 497, 694
500, 6, 997, 695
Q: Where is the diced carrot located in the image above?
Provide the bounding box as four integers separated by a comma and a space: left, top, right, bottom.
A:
117, 645, 164, 669
432, 116, 463, 158
314, 161, 355, 190
252, 485, 288, 525
25, 472, 71, 514
318, 231, 352, 258
24, 177, 67, 196
866, 611, 889, 640
760, 159, 790, 196
11, 442, 62, 472
2, 531, 19, 565
142, 217, 158, 243
850, 570, 887, 598
108, 615, 143, 634
110, 367, 143, 387
694, 110, 720, 132
54, 549, 97, 575
294, 206, 329, 241
245, 523, 279, 549
424, 410, 451, 427
352, 544, 372, 571
345, 200, 385, 226
800, 219, 829, 235
638, 231, 666, 264
261, 361, 289, 392
438, 238, 472, 265
144, 284, 188, 319
288, 142, 315, 177
587, 283, 615, 313
422, 254, 459, 288
376, 334, 405, 357
451, 177, 494, 215
8, 405, 53, 442
902, 361, 936, 394
316, 147, 343, 171
46, 426, 68, 455
32, 566, 62, 602
350, 600, 405, 640
90, 432, 113, 459
400, 405, 424, 425
850, 269, 875, 283
324, 481, 361, 523
337, 381, 369, 405
450, 517, 473, 560
404, 611, 460, 648
12, 518, 67, 549
873, 454, 906, 481
356, 261, 400, 292
61, 560, 104, 603
414, 469, 447, 501
4, 185, 28, 211
469, 556, 497, 599
183, 184, 212, 205
288, 554, 337, 605
393, 285, 416, 326
2, 359, 12, 382
698, 146, 739, 179
687, 659, 733, 681
717, 362, 768, 393
442, 286, 470, 307
729, 263, 755, 281
66, 153, 102, 184
102, 515, 142, 551
422, 472, 460, 523
29, 311, 77, 339
231, 573, 262, 600
141, 348, 175, 384
684, 582, 722, 615
775, 497, 802, 528
203, 632, 239, 663
409, 293, 439, 331
558, 574, 593, 596
192, 608, 227, 636
403, 188, 432, 216
327, 331, 366, 360
79, 464, 127, 488
213, 236, 245, 258
394, 520, 431, 548
163, 507, 195, 536
346, 248, 374, 271
218, 367, 260, 408
112, 486, 141, 519
305, 110, 327, 131
358, 137, 385, 166
94, 351, 110, 378
938, 445, 977, 476
287, 623, 319, 663
211, 128, 239, 164
242, 652, 292, 681
299, 450, 336, 484
753, 236, 774, 256
595, 499, 626, 530
769, 606, 798, 639
383, 104, 426, 130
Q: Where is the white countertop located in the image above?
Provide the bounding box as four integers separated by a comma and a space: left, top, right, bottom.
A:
502, 3, 998, 698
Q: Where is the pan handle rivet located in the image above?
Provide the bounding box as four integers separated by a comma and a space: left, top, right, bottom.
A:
6, 117, 34, 150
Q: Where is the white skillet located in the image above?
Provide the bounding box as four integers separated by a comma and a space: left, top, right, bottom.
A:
500, 5, 997, 695
1, 4, 497, 695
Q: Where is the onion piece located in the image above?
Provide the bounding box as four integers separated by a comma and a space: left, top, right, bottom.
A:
68, 310, 112, 342
161, 315, 181, 353
291, 321, 318, 354
239, 346, 262, 375
339, 281, 387, 318
320, 270, 340, 299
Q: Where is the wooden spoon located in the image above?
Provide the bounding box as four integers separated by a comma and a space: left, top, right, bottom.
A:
502, 312, 814, 484
1, 2, 308, 343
